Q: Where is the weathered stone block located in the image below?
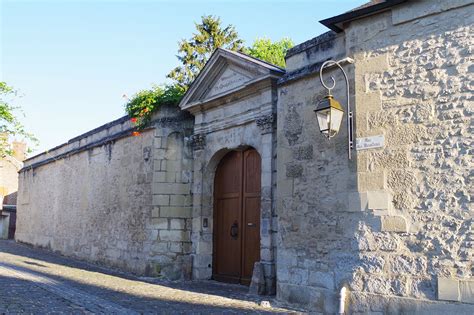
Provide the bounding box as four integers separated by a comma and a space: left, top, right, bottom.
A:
392, 0, 473, 25
196, 240, 212, 255
170, 195, 192, 206
193, 254, 212, 269
358, 172, 385, 191
356, 91, 382, 113
261, 248, 273, 262
151, 242, 168, 253
151, 218, 168, 229
152, 183, 190, 195
169, 242, 183, 253
387, 125, 426, 146
308, 271, 335, 290
381, 216, 407, 233
289, 268, 309, 285
347, 192, 368, 212
154, 171, 166, 182
160, 206, 192, 218
460, 280, 474, 303
169, 218, 186, 230
165, 171, 176, 182
249, 262, 266, 295
152, 194, 169, 206
367, 191, 391, 210
438, 277, 460, 302
151, 207, 160, 218
355, 54, 389, 74
159, 230, 189, 242
154, 136, 162, 148
277, 179, 294, 197
155, 149, 166, 160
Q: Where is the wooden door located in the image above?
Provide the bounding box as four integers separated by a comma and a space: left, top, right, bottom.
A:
213, 149, 261, 285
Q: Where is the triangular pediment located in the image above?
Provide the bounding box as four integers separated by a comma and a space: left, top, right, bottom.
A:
206, 66, 252, 98
179, 48, 285, 111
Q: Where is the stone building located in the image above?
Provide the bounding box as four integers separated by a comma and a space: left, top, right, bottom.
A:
16, 0, 473, 313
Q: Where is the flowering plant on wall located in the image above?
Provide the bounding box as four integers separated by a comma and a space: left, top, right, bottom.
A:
124, 84, 184, 130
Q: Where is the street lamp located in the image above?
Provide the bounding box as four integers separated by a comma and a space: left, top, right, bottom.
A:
314, 94, 344, 138
314, 58, 354, 159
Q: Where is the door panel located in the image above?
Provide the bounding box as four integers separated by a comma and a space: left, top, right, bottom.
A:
213, 149, 261, 285
215, 198, 241, 281
242, 149, 261, 284
242, 196, 261, 284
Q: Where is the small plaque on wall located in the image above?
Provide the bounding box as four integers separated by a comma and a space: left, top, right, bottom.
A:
356, 135, 385, 151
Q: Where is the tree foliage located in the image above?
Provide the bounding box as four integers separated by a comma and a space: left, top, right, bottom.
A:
167, 15, 245, 90
246, 37, 294, 68
0, 82, 36, 157
125, 16, 293, 129
124, 84, 184, 129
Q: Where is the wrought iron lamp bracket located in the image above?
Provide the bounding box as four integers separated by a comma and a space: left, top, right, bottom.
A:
319, 58, 355, 159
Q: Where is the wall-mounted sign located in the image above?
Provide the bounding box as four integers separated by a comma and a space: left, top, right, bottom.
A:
356, 135, 385, 151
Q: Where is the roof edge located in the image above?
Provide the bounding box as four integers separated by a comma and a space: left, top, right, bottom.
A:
319, 0, 409, 33
286, 31, 338, 59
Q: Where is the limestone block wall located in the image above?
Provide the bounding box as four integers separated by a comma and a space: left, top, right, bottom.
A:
16, 106, 194, 280
276, 0, 473, 312
17, 118, 155, 274
148, 104, 195, 279
347, 1, 474, 309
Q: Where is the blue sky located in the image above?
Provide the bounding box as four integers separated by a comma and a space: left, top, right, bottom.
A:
1, 0, 367, 154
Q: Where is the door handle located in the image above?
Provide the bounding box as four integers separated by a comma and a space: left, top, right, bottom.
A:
230, 221, 238, 239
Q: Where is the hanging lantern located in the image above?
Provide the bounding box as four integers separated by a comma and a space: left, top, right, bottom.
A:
314, 94, 344, 138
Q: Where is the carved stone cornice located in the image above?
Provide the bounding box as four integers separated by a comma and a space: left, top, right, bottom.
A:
256, 114, 275, 134
190, 134, 206, 150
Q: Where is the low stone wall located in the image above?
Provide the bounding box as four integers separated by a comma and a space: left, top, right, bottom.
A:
17, 116, 156, 274
16, 105, 195, 279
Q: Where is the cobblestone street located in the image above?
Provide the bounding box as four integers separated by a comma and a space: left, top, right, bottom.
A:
0, 241, 298, 314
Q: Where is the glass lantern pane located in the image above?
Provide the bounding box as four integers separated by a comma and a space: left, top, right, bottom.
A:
329, 108, 344, 137
316, 109, 330, 135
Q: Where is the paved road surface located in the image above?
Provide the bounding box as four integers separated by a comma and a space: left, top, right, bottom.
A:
0, 240, 299, 314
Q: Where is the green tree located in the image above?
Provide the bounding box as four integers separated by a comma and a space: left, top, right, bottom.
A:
126, 16, 294, 129
246, 37, 294, 68
167, 15, 245, 89
0, 82, 36, 157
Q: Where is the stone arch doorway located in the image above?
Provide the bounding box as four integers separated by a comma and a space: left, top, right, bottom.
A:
212, 148, 261, 285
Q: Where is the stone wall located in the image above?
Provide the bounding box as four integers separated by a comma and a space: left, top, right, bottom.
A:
16, 105, 194, 279
148, 105, 194, 279
276, 0, 473, 312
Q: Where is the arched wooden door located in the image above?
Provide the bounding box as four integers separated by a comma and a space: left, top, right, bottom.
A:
213, 148, 261, 285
